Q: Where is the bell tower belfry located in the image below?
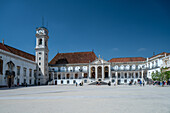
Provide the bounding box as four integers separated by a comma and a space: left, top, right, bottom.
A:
35, 27, 49, 85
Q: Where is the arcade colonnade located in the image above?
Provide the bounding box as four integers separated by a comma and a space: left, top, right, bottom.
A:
49, 65, 144, 85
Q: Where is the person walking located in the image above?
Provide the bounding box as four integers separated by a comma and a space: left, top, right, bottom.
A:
140, 80, 142, 86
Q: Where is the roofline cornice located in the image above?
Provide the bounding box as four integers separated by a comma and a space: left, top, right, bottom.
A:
0, 49, 36, 64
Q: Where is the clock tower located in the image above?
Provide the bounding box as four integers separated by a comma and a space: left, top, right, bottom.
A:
35, 27, 49, 85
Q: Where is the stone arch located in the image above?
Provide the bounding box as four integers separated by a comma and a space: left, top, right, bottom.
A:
104, 66, 109, 78
91, 67, 95, 79
97, 66, 102, 78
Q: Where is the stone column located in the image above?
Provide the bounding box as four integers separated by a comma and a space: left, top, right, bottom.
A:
95, 66, 98, 80
82, 73, 84, 79
73, 73, 75, 79
138, 71, 140, 79
133, 72, 135, 79
52, 72, 54, 85
88, 65, 91, 79
102, 65, 104, 80
142, 70, 144, 84
109, 65, 111, 82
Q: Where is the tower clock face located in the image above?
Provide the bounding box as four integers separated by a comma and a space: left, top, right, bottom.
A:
38, 30, 43, 33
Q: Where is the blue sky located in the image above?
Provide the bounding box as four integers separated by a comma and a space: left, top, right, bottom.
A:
0, 0, 170, 61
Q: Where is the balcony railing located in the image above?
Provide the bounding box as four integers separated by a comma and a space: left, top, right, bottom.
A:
49, 69, 88, 73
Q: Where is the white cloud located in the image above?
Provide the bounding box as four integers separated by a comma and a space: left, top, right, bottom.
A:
112, 48, 119, 51
138, 48, 146, 52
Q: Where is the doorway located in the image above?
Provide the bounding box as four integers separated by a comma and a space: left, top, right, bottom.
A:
97, 66, 102, 78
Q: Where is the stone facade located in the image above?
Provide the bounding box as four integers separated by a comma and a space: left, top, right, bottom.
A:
0, 26, 170, 87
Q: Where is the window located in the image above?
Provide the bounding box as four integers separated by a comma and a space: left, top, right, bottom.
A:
112, 73, 116, 78
39, 62, 41, 65
84, 80, 87, 83
136, 73, 138, 78
39, 68, 41, 71
29, 79, 32, 84
124, 79, 127, 83
39, 52, 42, 55
24, 79, 26, 84
61, 80, 63, 84
39, 39, 42, 45
34, 70, 36, 77
29, 69, 32, 77
67, 80, 69, 84
129, 73, 131, 78
125, 73, 127, 78
118, 73, 120, 78
84, 73, 88, 78
54, 74, 57, 79
58, 74, 61, 79
39, 57, 41, 60
104, 66, 109, 78
75, 74, 78, 79
23, 68, 27, 77
91, 67, 95, 79
17, 66, 20, 76
0, 59, 3, 74
66, 74, 70, 79
45, 41, 47, 47
39, 74, 41, 76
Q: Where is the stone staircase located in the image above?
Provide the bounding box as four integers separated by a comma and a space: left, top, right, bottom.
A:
88, 81, 108, 85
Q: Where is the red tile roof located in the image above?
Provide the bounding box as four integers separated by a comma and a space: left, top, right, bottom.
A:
109, 57, 146, 62
149, 52, 170, 59
0, 43, 35, 61
49, 51, 97, 64
0, 43, 10, 52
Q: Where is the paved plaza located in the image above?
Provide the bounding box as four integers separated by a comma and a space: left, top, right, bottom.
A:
0, 85, 170, 113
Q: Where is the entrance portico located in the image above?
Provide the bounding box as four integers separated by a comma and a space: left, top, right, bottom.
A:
89, 57, 111, 82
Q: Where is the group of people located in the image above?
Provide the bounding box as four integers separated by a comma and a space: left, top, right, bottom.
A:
129, 80, 145, 86
153, 81, 170, 86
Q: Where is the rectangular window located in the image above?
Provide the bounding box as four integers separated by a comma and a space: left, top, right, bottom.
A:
17, 66, 20, 75
34, 70, 36, 77
29, 69, 32, 77
0, 59, 3, 74
23, 68, 27, 77
29, 79, 32, 84
39, 57, 41, 60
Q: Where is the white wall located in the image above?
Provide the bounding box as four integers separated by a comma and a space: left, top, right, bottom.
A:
0, 50, 36, 86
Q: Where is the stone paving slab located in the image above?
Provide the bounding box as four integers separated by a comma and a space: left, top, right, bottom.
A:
0, 85, 170, 113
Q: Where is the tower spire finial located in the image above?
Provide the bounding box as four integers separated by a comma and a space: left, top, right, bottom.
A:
42, 16, 44, 27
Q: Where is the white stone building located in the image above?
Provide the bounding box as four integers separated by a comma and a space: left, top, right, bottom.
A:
0, 42, 36, 87
0, 26, 170, 87
49, 51, 170, 85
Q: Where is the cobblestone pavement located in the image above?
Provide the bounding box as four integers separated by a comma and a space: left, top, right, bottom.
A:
0, 85, 170, 113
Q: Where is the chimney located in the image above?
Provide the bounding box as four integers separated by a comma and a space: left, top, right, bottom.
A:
2, 39, 4, 45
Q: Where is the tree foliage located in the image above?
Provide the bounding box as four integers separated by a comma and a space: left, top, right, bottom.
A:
151, 68, 170, 86
165, 71, 170, 81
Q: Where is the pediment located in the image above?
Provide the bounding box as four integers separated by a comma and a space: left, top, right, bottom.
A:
90, 58, 109, 64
